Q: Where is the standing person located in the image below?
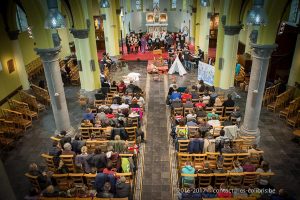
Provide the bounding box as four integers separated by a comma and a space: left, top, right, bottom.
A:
180, 32, 185, 49
138, 36, 142, 52
147, 36, 153, 51
125, 34, 130, 54
141, 35, 147, 53
154, 36, 160, 50
183, 47, 191, 70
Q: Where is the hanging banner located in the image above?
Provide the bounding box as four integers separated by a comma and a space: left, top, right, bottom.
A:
197, 61, 215, 86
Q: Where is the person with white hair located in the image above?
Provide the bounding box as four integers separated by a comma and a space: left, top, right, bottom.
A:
116, 176, 131, 198
62, 142, 76, 157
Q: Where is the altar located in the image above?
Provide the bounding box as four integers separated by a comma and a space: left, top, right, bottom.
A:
146, 4, 168, 36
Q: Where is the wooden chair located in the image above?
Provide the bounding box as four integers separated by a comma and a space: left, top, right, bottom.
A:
249, 152, 263, 167
267, 95, 282, 112
127, 117, 139, 128
214, 173, 229, 188
206, 152, 219, 169
178, 140, 189, 152
60, 155, 76, 172
205, 107, 213, 114
228, 172, 244, 187
224, 107, 235, 116
181, 173, 197, 188
193, 154, 206, 170
94, 100, 106, 107
92, 128, 107, 140
243, 172, 259, 187
110, 87, 118, 93
25, 173, 41, 191
84, 173, 97, 190
184, 107, 194, 117
236, 153, 250, 163
52, 174, 70, 190
222, 154, 235, 170
188, 126, 199, 138
173, 107, 184, 116
41, 153, 57, 172
215, 106, 224, 116
69, 173, 85, 187
125, 127, 137, 142
279, 100, 296, 119
198, 173, 213, 188
177, 153, 193, 170
0, 131, 14, 150
79, 127, 91, 140
287, 110, 300, 128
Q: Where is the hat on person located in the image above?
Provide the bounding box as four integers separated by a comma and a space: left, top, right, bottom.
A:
186, 114, 196, 119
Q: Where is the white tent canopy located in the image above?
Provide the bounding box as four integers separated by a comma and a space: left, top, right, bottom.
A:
168, 56, 187, 76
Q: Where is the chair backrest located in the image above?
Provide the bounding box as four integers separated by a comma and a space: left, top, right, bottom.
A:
177, 153, 193, 169
228, 172, 244, 187
52, 174, 70, 191
243, 172, 259, 187
188, 126, 199, 138
193, 154, 206, 170
198, 173, 213, 187
178, 140, 190, 152
214, 106, 224, 116
125, 127, 137, 142
60, 155, 76, 172
184, 107, 194, 117
222, 153, 235, 170
25, 173, 41, 191
173, 107, 184, 116
92, 127, 107, 140
206, 152, 219, 169
79, 127, 91, 140
84, 173, 97, 190
69, 173, 85, 187
181, 173, 197, 188
41, 153, 56, 172
214, 173, 229, 188
225, 107, 235, 116
236, 153, 250, 163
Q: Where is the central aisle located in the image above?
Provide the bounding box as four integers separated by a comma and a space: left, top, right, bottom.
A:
141, 74, 172, 200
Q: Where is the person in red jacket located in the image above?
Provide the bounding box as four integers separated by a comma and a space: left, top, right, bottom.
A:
181, 89, 192, 103
217, 183, 232, 198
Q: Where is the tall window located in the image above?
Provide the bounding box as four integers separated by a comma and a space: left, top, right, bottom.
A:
136, 0, 143, 11
171, 0, 177, 9
16, 5, 28, 32
153, 0, 159, 8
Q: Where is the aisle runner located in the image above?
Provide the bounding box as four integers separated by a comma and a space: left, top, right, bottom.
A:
141, 74, 172, 200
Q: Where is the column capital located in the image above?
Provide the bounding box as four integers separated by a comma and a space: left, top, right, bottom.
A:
224, 25, 243, 35
251, 43, 278, 59
7, 30, 20, 40
70, 28, 89, 39
34, 45, 61, 62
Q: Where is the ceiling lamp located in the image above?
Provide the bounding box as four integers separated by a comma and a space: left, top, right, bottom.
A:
200, 0, 210, 7
246, 0, 268, 26
44, 0, 66, 29
100, 0, 110, 8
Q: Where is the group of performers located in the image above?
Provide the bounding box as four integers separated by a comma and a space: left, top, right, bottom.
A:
125, 31, 188, 54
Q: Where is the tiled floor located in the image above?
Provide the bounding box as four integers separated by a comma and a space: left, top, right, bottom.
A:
1, 62, 300, 199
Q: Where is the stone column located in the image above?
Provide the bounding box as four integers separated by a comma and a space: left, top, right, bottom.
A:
70, 29, 98, 100
101, 0, 120, 56
35, 46, 74, 136
0, 160, 16, 199
219, 25, 242, 90
240, 44, 277, 140
8, 30, 30, 90
288, 34, 300, 96
198, 6, 211, 59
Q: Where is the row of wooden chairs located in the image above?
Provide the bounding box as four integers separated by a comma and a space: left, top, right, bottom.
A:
180, 172, 274, 189
173, 106, 236, 118
31, 84, 51, 106
79, 127, 137, 143
263, 84, 280, 106
0, 130, 15, 150
19, 91, 46, 113
26, 171, 133, 192
0, 119, 24, 138
279, 97, 300, 128
26, 57, 43, 79
59, 58, 80, 85
8, 99, 38, 120
177, 152, 262, 171
1, 108, 32, 131
267, 87, 295, 112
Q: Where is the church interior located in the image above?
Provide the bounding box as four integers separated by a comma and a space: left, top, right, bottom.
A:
0, 0, 300, 199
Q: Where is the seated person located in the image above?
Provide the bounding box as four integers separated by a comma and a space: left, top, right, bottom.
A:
186, 118, 198, 127
87, 147, 107, 172
62, 143, 76, 157
230, 160, 243, 172
96, 182, 114, 198
181, 89, 192, 103
223, 94, 235, 107
112, 94, 122, 105
95, 91, 106, 100
42, 185, 59, 197
71, 135, 85, 154
106, 109, 115, 119
170, 89, 181, 101
202, 93, 210, 105
207, 116, 221, 127
75, 146, 91, 173
202, 185, 217, 198
83, 108, 95, 123
108, 135, 127, 153
111, 80, 118, 89
81, 119, 93, 127
122, 92, 132, 104
49, 141, 62, 167
116, 176, 131, 198
94, 119, 102, 127
184, 100, 194, 108
28, 163, 49, 190
130, 97, 140, 108
176, 120, 189, 138
110, 99, 120, 113
196, 107, 207, 117
215, 130, 230, 152
197, 80, 206, 92
221, 142, 234, 153
181, 161, 196, 186
214, 96, 223, 107
110, 123, 127, 140
171, 99, 183, 110
195, 99, 206, 108
136, 94, 145, 108
242, 159, 256, 172
207, 108, 219, 120
256, 161, 272, 188
217, 183, 232, 198
103, 160, 117, 176
198, 161, 213, 174
118, 80, 126, 93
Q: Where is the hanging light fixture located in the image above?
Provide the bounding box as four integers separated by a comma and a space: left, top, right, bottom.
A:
44, 0, 66, 29
100, 0, 110, 8
246, 0, 268, 26
200, 0, 210, 7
